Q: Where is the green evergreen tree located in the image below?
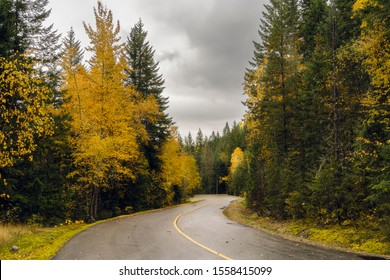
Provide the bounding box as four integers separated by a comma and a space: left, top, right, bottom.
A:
243, 0, 303, 218
350, 0, 390, 238
199, 141, 215, 193
0, 0, 28, 56
195, 129, 204, 176
299, 0, 329, 60
62, 27, 84, 68
183, 132, 195, 155
125, 19, 172, 170
0, 0, 16, 56
195, 129, 204, 151
305, 0, 367, 224
0, 0, 60, 58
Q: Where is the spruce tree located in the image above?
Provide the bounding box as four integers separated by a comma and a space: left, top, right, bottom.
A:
0, 0, 29, 56
195, 129, 204, 151
0, 0, 16, 56
125, 19, 172, 170
299, 0, 329, 60
0, 0, 60, 58
195, 129, 204, 172
62, 27, 84, 69
183, 132, 195, 155
244, 0, 303, 217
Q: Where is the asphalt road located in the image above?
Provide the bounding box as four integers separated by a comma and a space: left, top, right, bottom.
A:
53, 195, 362, 260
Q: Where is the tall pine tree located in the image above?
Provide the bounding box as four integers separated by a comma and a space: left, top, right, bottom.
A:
244, 0, 303, 218
125, 19, 172, 171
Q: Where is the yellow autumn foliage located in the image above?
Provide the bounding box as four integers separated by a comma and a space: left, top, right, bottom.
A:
229, 147, 244, 176
0, 55, 53, 168
352, 0, 381, 13
159, 133, 200, 203
353, 0, 390, 147
62, 1, 159, 190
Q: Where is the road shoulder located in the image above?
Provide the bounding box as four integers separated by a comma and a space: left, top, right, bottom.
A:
223, 198, 390, 260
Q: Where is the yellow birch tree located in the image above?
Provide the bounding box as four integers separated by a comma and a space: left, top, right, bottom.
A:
159, 129, 200, 204
62, 1, 158, 220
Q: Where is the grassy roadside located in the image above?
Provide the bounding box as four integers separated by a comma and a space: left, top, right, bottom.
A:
224, 198, 390, 259
0, 210, 158, 260
0, 222, 95, 260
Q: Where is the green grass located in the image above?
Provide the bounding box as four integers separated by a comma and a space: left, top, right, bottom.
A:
306, 225, 389, 255
224, 198, 390, 258
0, 224, 31, 244
0, 223, 95, 260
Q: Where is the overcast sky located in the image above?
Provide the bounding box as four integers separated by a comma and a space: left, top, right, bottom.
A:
47, 0, 267, 137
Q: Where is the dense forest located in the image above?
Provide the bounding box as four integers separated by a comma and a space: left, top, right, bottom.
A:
185, 0, 389, 239
0, 0, 200, 225
0, 0, 389, 241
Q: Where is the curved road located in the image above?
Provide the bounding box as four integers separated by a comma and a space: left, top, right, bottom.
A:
53, 195, 361, 260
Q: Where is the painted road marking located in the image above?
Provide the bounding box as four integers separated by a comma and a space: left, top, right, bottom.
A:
173, 207, 233, 260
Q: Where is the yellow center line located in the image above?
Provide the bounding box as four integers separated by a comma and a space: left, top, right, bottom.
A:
173, 206, 233, 260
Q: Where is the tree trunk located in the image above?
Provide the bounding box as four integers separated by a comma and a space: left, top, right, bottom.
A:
88, 185, 99, 222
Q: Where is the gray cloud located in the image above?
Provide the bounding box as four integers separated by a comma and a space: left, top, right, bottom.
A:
48, 0, 267, 136
157, 50, 180, 62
